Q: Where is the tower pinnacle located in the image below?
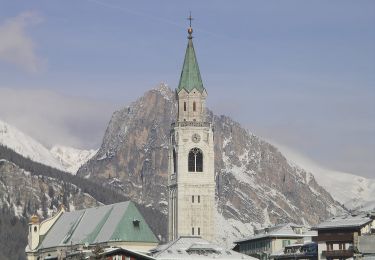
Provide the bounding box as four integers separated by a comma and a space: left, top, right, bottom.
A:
187, 12, 193, 38
177, 13, 205, 94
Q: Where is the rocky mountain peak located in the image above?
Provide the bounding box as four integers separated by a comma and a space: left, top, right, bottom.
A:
77, 86, 345, 243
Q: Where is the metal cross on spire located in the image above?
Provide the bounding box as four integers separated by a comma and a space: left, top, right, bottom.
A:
187, 11, 194, 38
187, 11, 193, 28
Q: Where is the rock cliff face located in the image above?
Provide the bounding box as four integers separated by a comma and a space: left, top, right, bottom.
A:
77, 84, 344, 243
0, 159, 99, 219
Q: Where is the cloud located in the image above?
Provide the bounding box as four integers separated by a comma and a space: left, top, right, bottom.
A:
0, 11, 46, 73
0, 87, 119, 149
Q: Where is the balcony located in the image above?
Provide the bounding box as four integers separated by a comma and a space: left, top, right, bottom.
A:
322, 250, 353, 258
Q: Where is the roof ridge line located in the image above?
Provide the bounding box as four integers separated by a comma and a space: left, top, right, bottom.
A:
62, 210, 86, 244
85, 205, 114, 244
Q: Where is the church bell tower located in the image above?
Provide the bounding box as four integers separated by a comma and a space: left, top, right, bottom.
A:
168, 15, 215, 242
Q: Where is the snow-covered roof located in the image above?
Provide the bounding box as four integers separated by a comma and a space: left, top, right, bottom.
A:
234, 223, 316, 243
313, 213, 374, 230
102, 247, 156, 259
151, 236, 256, 260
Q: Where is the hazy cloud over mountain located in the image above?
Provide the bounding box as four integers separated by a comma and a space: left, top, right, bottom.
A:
0, 87, 118, 149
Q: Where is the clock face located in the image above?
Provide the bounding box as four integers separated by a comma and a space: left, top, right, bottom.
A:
192, 133, 201, 143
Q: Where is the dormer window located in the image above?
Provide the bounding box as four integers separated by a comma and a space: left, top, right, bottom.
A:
133, 219, 140, 227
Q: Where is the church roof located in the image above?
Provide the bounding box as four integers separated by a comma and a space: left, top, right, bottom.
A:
37, 201, 158, 250
177, 34, 205, 94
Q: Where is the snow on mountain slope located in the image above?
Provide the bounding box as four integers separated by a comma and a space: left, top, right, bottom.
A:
50, 145, 97, 174
274, 142, 375, 210
0, 119, 96, 174
0, 119, 65, 170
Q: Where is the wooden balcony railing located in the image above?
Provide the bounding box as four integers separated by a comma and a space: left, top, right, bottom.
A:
322, 250, 353, 258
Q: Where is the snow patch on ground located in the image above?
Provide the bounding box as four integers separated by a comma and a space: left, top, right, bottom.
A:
215, 205, 256, 248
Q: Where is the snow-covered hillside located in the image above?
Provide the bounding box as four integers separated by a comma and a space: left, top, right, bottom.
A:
0, 119, 64, 170
50, 145, 97, 174
0, 120, 96, 174
275, 143, 375, 211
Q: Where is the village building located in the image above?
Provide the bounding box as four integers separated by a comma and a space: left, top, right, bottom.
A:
64, 247, 156, 260
168, 15, 215, 242
151, 236, 257, 260
269, 242, 317, 260
25, 201, 159, 260
233, 223, 317, 260
312, 212, 375, 260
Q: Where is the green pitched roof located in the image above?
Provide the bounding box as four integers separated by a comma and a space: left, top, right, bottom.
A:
37, 201, 158, 249
111, 202, 158, 242
177, 37, 205, 93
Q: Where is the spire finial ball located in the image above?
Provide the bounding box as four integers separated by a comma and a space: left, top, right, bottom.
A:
188, 27, 193, 35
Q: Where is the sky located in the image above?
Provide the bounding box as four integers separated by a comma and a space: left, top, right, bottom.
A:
0, 1, 374, 178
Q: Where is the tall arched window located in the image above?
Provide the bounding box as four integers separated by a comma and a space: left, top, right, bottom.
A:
173, 149, 177, 174
184, 102, 187, 111
193, 101, 196, 112
188, 148, 203, 172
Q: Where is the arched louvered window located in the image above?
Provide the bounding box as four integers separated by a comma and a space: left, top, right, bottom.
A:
188, 148, 203, 172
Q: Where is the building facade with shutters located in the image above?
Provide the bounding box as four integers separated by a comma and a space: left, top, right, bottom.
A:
234, 223, 317, 260
312, 212, 375, 260
167, 22, 215, 242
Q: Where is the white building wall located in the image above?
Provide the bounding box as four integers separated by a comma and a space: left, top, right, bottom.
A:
318, 241, 326, 260
168, 89, 215, 242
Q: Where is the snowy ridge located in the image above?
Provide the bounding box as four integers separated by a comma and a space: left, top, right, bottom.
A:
0, 119, 64, 170
274, 142, 375, 210
50, 145, 97, 174
0, 119, 96, 174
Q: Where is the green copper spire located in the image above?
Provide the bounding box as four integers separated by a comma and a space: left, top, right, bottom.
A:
177, 15, 205, 93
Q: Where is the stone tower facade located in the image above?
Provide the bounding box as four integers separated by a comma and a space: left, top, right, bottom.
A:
168, 24, 215, 242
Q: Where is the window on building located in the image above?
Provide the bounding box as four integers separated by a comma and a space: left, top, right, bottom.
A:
282, 240, 290, 247
198, 195, 200, 203
339, 243, 346, 250
188, 148, 203, 172
193, 101, 196, 111
34, 226, 37, 232
192, 196, 194, 203
173, 149, 177, 174
192, 227, 195, 235
326, 243, 333, 251
198, 227, 201, 235
184, 102, 187, 111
